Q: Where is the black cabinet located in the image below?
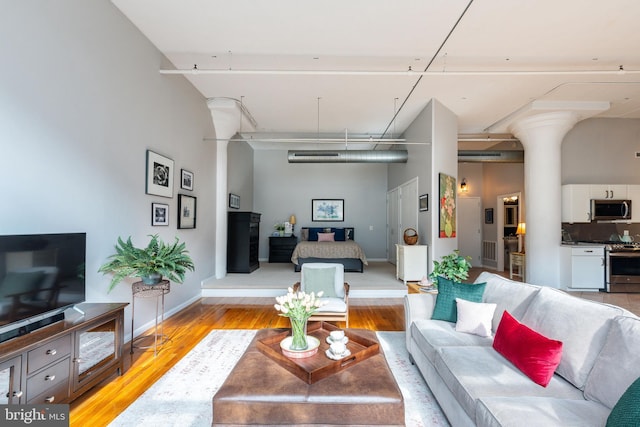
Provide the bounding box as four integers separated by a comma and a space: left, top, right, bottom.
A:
269, 236, 298, 263
227, 212, 261, 273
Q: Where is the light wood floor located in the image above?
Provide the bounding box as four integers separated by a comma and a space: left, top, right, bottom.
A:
70, 268, 640, 427
69, 297, 405, 427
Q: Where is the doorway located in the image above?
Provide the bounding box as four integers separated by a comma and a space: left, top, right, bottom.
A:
496, 192, 522, 271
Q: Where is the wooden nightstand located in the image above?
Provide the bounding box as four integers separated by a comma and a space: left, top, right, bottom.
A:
269, 235, 298, 263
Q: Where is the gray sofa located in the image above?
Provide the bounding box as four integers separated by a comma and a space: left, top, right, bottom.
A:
404, 271, 640, 427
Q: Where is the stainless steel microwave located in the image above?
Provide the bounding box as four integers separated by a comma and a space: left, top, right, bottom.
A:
591, 199, 632, 221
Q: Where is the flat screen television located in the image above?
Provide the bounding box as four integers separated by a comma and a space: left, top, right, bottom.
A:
0, 232, 86, 342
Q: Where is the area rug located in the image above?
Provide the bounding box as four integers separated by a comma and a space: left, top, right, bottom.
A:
108, 330, 449, 427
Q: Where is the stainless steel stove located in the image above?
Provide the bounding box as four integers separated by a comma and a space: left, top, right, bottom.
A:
605, 243, 640, 293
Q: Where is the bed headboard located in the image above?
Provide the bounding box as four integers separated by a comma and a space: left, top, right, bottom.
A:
300, 227, 355, 241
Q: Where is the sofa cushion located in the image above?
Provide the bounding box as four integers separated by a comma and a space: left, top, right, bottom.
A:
584, 316, 640, 409
476, 396, 610, 427
455, 298, 496, 337
493, 311, 563, 387
433, 346, 584, 422
606, 376, 640, 427
432, 277, 487, 322
410, 318, 492, 364
520, 286, 624, 389
476, 271, 541, 332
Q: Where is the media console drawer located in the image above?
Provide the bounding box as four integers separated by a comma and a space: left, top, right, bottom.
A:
26, 357, 70, 401
27, 335, 71, 374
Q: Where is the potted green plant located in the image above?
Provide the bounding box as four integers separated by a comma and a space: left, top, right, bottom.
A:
99, 234, 195, 292
428, 249, 472, 287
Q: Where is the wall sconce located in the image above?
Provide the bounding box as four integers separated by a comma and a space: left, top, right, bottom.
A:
460, 178, 468, 193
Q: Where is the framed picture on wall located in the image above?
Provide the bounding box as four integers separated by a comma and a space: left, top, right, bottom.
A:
151, 203, 169, 226
145, 150, 174, 198
180, 169, 194, 191
312, 199, 344, 222
178, 194, 197, 229
485, 208, 494, 224
438, 173, 457, 238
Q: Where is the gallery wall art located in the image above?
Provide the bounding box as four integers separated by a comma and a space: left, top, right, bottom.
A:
438, 173, 456, 238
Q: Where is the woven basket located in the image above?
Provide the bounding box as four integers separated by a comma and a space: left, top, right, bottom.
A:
403, 228, 419, 245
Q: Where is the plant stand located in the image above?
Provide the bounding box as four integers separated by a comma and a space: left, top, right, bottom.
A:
131, 280, 170, 356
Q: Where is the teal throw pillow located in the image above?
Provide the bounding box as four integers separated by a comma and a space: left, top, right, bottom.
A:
606, 376, 640, 427
431, 277, 486, 322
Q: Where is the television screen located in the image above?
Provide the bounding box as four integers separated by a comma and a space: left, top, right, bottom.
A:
0, 233, 86, 338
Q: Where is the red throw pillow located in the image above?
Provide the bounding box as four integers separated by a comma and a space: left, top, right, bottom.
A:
493, 311, 563, 387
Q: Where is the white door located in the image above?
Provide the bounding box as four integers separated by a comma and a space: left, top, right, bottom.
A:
457, 197, 482, 267
387, 178, 419, 264
400, 178, 419, 242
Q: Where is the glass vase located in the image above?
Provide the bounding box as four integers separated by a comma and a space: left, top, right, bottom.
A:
289, 316, 308, 351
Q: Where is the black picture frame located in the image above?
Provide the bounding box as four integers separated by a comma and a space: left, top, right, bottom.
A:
485, 208, 494, 224
178, 194, 197, 229
151, 203, 169, 226
419, 194, 429, 212
311, 199, 344, 222
180, 169, 194, 191
145, 150, 174, 198
229, 193, 240, 209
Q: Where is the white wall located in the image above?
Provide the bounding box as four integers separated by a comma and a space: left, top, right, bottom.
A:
252, 150, 388, 259
430, 100, 460, 267
562, 118, 640, 184
0, 1, 217, 340
228, 140, 254, 212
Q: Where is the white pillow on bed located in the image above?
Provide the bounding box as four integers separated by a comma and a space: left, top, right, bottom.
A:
317, 232, 335, 242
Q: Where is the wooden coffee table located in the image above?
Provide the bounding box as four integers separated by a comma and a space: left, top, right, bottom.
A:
212, 326, 405, 426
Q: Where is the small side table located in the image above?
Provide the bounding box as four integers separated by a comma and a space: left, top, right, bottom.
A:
510, 252, 526, 280
131, 280, 170, 356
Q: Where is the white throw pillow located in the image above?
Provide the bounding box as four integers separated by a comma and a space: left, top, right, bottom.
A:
455, 298, 497, 337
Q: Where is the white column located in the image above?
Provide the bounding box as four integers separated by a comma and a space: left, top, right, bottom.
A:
509, 112, 578, 287
207, 98, 254, 279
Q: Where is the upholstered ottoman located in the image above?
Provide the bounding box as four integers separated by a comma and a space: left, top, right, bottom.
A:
212, 328, 404, 426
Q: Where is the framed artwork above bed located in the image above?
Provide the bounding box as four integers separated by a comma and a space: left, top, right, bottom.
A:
312, 199, 344, 222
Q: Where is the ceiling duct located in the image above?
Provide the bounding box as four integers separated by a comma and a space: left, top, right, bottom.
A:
288, 150, 408, 163
458, 150, 524, 163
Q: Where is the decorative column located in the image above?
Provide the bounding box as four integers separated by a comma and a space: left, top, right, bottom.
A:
509, 112, 578, 287
207, 98, 255, 279
506, 101, 609, 287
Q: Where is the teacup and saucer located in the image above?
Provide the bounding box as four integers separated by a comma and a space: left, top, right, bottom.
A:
326, 340, 351, 360
326, 330, 349, 345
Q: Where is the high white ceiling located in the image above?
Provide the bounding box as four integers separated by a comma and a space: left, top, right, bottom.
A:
112, 0, 640, 150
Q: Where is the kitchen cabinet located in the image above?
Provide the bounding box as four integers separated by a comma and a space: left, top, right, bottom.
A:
562, 184, 592, 223
627, 185, 640, 222
562, 184, 636, 223
396, 244, 428, 285
590, 185, 627, 200
560, 245, 605, 290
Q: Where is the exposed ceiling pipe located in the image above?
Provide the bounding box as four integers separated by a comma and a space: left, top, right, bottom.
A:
458, 150, 524, 163
161, 68, 638, 77
288, 150, 408, 163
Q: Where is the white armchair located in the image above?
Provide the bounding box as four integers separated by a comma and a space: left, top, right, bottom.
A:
293, 263, 349, 327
